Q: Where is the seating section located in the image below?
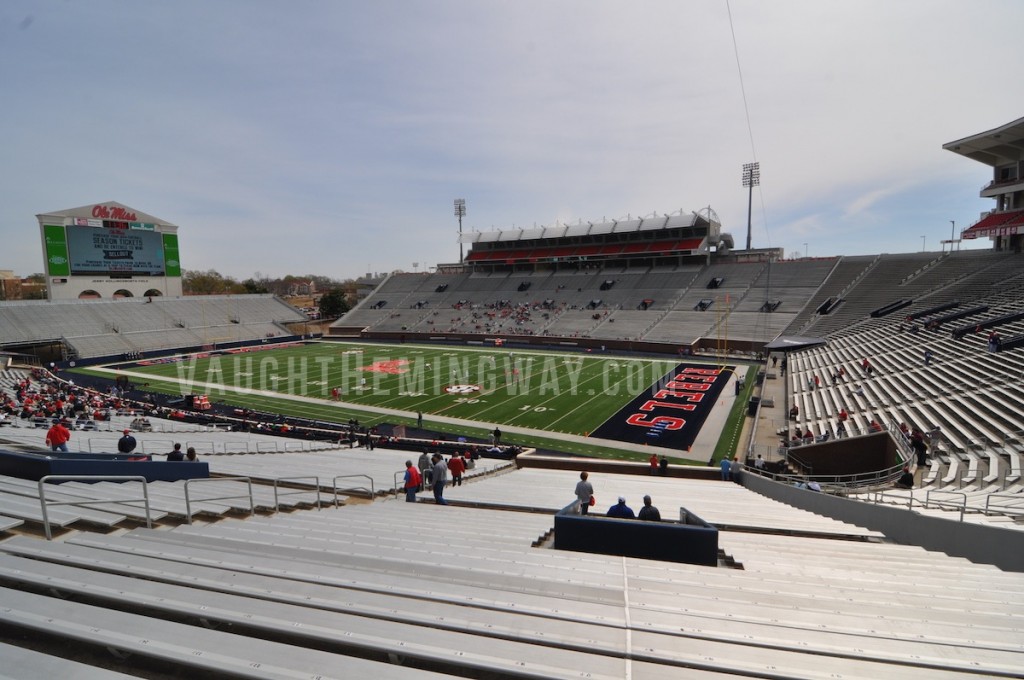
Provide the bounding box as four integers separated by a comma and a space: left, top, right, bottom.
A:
779, 258, 1024, 519
0, 295, 306, 359
0, 467, 1019, 678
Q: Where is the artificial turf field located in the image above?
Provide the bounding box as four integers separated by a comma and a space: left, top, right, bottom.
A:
84, 340, 743, 459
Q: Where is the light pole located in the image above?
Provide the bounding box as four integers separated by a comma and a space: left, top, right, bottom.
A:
921, 235, 926, 252
803, 242, 808, 259
742, 162, 760, 251
454, 199, 466, 264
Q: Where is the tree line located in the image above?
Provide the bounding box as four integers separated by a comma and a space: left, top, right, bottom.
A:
182, 270, 354, 317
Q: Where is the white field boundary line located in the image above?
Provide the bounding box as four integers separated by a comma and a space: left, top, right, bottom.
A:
85, 365, 704, 461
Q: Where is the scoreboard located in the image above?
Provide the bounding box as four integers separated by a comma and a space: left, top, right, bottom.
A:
44, 221, 181, 278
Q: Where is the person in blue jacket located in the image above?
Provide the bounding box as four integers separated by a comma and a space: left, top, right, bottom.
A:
606, 496, 635, 519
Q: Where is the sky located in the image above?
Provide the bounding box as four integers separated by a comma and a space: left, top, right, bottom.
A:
1, 0, 1021, 281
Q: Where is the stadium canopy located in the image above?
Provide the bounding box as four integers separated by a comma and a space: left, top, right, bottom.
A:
942, 116, 1024, 167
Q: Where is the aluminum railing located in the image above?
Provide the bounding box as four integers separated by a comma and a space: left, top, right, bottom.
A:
38, 474, 151, 540
183, 476, 254, 524
272, 476, 322, 512
332, 474, 375, 505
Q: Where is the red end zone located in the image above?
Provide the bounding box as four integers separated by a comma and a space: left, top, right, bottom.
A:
590, 363, 733, 450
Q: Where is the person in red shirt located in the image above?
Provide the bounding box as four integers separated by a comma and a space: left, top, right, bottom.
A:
649, 453, 659, 475
45, 420, 71, 452
403, 460, 421, 502
447, 454, 466, 486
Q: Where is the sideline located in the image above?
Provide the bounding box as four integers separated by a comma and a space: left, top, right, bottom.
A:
84, 365, 710, 462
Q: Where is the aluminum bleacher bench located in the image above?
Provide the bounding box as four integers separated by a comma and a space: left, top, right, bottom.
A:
0, 586, 452, 680
0, 640, 141, 680
0, 541, 1017, 678
0, 513, 23, 532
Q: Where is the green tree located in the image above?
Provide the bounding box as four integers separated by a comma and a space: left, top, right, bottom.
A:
317, 288, 350, 318
241, 278, 270, 294
182, 269, 245, 295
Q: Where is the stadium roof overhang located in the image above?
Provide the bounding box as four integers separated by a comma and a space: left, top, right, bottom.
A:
942, 116, 1024, 167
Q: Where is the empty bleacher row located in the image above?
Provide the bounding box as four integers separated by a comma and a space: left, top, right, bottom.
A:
779, 266, 1024, 519
335, 259, 841, 344
1, 467, 1021, 678
796, 250, 1020, 338
0, 295, 307, 359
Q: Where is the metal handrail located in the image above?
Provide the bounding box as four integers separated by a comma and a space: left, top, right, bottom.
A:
924, 490, 967, 522
183, 476, 254, 524
38, 474, 151, 540
272, 476, 321, 512
393, 471, 405, 499
332, 474, 375, 505
984, 493, 1024, 517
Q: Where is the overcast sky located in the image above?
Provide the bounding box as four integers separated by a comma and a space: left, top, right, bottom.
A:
1, 1, 1021, 280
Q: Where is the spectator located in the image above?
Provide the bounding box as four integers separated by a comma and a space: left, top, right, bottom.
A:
649, 453, 659, 475
431, 454, 449, 505
729, 456, 742, 483
924, 349, 934, 365
606, 496, 635, 519
403, 460, 421, 502
638, 495, 661, 522
659, 455, 669, 476
754, 454, 765, 470
417, 450, 432, 488
836, 420, 847, 438
911, 429, 929, 466
167, 443, 184, 461
807, 480, 822, 492
575, 471, 594, 515
45, 419, 71, 452
117, 429, 137, 455
895, 466, 914, 489
185, 447, 198, 462
838, 408, 848, 422
447, 454, 465, 487
789, 403, 799, 420
719, 457, 731, 481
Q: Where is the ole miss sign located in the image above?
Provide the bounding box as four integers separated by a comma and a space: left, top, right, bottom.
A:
91, 205, 138, 222
592, 364, 733, 451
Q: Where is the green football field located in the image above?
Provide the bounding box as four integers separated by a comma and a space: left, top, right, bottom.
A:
81, 341, 750, 460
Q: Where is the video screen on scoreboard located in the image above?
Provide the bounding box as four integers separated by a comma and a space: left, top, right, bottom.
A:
65, 225, 166, 276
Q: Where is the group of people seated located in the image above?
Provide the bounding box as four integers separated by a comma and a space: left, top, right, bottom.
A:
1, 371, 154, 433
604, 495, 662, 521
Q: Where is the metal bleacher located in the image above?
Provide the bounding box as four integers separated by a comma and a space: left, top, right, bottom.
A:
0, 295, 312, 359
0, 466, 1020, 678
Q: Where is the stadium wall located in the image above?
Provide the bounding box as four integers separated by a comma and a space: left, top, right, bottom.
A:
742, 472, 1024, 572
347, 330, 763, 357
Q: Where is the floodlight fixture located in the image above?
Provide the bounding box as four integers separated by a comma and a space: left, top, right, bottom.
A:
454, 198, 466, 263
742, 162, 760, 250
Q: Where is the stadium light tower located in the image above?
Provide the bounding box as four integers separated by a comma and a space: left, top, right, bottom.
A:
454, 198, 467, 263
742, 162, 760, 251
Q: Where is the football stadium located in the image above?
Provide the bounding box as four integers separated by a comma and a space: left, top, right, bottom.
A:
0, 117, 1023, 678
